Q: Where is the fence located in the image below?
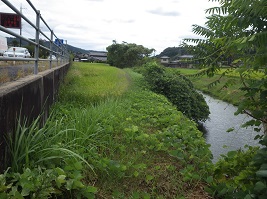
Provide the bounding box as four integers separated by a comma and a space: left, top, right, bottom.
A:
0, 0, 71, 172
0, 0, 69, 75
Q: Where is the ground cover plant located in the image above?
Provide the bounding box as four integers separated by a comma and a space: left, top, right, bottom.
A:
1, 62, 214, 198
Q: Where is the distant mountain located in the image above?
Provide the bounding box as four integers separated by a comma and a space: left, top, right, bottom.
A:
66, 44, 90, 54
157, 47, 189, 60
6, 37, 97, 54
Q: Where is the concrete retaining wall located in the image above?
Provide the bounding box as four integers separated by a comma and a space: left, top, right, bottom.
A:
0, 63, 70, 172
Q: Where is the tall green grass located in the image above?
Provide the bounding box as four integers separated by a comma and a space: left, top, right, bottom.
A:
6, 113, 95, 173
59, 62, 129, 105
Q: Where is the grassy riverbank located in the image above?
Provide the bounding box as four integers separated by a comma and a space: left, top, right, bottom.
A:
55, 62, 213, 198
175, 68, 247, 106
1, 62, 214, 198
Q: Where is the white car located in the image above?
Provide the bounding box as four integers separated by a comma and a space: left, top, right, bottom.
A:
47, 55, 57, 60
3, 47, 31, 58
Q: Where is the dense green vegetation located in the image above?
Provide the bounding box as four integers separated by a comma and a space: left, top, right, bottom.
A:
177, 67, 267, 198
106, 41, 154, 68
182, 1, 267, 196
184, 0, 267, 130
1, 63, 213, 198
136, 62, 210, 123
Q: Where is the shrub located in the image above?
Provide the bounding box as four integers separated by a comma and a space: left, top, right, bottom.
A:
140, 61, 210, 123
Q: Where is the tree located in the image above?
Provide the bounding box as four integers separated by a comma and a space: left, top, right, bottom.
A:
183, 0, 267, 198
183, 0, 267, 133
106, 41, 155, 68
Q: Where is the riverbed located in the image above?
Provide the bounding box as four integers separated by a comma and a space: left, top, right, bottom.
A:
201, 93, 262, 163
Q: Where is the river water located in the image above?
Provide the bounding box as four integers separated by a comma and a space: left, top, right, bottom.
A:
201, 93, 263, 163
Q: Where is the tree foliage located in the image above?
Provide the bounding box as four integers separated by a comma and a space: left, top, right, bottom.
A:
106, 41, 155, 68
183, 0, 267, 198
184, 0, 267, 129
141, 61, 210, 123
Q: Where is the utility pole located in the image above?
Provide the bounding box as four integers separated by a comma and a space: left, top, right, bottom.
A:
19, 4, 26, 47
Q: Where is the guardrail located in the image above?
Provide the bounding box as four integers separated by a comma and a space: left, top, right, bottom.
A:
0, 0, 69, 75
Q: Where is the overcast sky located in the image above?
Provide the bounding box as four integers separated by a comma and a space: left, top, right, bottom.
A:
1, 0, 219, 54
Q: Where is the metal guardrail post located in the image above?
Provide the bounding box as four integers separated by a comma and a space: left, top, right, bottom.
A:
34, 10, 41, 75
61, 43, 63, 65
0, 0, 70, 68
50, 30, 53, 69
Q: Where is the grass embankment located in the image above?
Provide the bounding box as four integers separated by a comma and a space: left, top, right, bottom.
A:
52, 62, 213, 198
1, 62, 213, 198
176, 68, 251, 106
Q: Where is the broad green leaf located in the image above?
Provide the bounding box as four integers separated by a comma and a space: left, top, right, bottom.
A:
206, 176, 213, 184
146, 175, 154, 182
73, 180, 85, 189
66, 179, 74, 190
0, 193, 8, 199
227, 151, 237, 158
244, 194, 252, 199
21, 188, 30, 196
133, 171, 139, 177
86, 186, 97, 193
56, 175, 66, 184
55, 167, 65, 175
256, 170, 267, 177
226, 127, 235, 132
74, 161, 83, 170
254, 181, 266, 193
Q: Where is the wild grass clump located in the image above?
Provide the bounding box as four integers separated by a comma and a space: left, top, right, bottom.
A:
0, 68, 10, 84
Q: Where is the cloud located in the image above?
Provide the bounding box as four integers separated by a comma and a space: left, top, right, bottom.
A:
147, 7, 180, 17
0, 0, 220, 54
103, 18, 135, 24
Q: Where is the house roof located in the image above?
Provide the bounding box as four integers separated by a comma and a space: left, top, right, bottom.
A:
160, 56, 170, 59
89, 51, 107, 57
179, 55, 194, 59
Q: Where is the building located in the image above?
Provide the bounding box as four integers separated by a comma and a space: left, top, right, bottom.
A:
160, 56, 170, 64
160, 55, 195, 68
88, 51, 107, 62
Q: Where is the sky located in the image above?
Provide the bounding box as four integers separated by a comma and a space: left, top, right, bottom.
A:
0, 0, 219, 54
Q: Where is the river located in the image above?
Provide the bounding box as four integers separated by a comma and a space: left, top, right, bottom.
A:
201, 93, 263, 163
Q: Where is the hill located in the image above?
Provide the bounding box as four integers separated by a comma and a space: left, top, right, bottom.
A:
6, 37, 91, 54
157, 46, 189, 60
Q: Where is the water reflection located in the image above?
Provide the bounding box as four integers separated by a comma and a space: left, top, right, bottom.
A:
201, 93, 262, 163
